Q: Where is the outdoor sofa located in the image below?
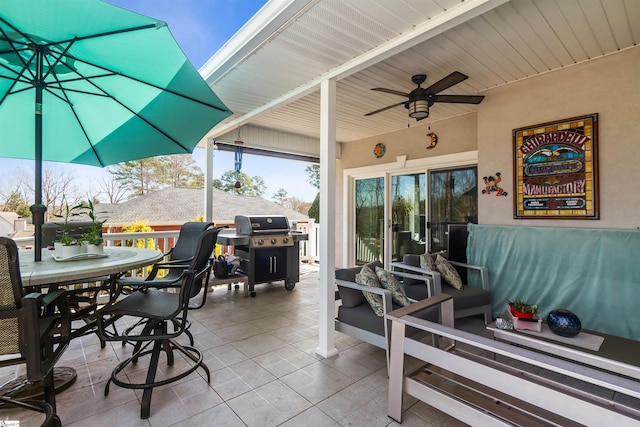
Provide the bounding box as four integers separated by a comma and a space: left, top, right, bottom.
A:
334, 261, 443, 366
393, 253, 492, 324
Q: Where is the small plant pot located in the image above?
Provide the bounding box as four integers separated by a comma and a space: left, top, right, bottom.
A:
508, 305, 534, 319
55, 243, 83, 259
85, 244, 104, 255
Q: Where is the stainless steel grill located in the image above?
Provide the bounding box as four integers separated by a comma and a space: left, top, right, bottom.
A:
218, 215, 307, 297
234, 215, 294, 248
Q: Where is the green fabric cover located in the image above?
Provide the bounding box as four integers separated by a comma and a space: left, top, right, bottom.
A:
467, 224, 640, 340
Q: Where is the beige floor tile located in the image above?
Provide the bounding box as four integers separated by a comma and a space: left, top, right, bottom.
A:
279, 406, 341, 427
230, 332, 288, 358
280, 361, 356, 404
226, 379, 312, 427
168, 402, 245, 426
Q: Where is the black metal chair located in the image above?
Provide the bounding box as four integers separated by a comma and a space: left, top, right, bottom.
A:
115, 223, 222, 347
117, 221, 214, 305
0, 237, 71, 427
95, 228, 218, 419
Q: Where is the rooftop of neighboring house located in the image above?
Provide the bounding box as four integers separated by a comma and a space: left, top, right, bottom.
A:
96, 187, 309, 227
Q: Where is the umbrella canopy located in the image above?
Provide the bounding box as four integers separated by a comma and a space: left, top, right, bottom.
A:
0, 0, 232, 259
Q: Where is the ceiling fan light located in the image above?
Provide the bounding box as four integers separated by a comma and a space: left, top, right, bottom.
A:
408, 99, 429, 119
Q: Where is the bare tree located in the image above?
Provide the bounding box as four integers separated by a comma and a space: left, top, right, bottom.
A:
285, 197, 310, 215
6, 166, 81, 221
97, 174, 129, 204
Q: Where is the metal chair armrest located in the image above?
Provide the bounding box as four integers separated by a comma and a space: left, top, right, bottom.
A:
390, 262, 443, 294
446, 260, 490, 290
335, 278, 394, 314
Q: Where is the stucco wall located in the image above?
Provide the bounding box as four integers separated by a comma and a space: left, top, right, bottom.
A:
339, 113, 478, 167
478, 46, 640, 229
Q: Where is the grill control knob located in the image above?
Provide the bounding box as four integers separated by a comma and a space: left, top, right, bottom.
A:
283, 237, 289, 244
257, 239, 264, 246
271, 238, 277, 245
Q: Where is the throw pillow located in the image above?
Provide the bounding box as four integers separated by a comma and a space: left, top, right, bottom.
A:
420, 252, 436, 270
434, 254, 463, 290
375, 266, 410, 307
356, 265, 384, 316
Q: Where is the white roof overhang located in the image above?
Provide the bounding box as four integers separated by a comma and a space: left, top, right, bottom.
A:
199, 0, 640, 150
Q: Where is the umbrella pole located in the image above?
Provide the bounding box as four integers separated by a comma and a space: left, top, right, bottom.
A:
31, 49, 46, 262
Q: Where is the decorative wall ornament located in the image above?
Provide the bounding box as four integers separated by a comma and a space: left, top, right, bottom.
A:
234, 139, 243, 188
482, 172, 507, 196
373, 142, 386, 158
426, 132, 438, 149
513, 114, 599, 219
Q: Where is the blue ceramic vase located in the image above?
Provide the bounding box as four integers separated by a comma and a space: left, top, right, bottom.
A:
547, 309, 581, 337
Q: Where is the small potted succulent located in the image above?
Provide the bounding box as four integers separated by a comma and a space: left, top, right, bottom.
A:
81, 198, 106, 255
507, 299, 538, 319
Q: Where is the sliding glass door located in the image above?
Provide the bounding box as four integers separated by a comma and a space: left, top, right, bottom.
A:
354, 177, 384, 265
390, 172, 426, 261
429, 166, 478, 253
349, 157, 478, 266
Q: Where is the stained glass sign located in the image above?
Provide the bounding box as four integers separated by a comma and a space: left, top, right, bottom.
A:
513, 114, 599, 219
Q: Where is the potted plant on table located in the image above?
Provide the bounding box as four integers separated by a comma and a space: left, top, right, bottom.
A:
53, 199, 84, 259
507, 299, 538, 319
81, 198, 106, 255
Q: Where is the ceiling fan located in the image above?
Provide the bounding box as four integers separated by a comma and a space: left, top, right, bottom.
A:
364, 71, 485, 121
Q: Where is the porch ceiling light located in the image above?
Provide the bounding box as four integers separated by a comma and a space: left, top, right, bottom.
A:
408, 99, 429, 119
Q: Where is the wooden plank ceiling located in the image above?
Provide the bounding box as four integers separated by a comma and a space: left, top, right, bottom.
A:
202, 0, 640, 145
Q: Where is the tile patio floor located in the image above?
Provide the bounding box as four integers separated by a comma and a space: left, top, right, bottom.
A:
1, 264, 468, 427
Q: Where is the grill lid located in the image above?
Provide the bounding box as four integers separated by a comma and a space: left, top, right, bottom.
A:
235, 215, 290, 235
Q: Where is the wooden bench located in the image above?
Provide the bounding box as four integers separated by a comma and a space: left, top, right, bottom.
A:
386, 300, 640, 426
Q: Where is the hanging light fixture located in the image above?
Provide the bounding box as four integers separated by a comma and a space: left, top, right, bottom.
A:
407, 99, 429, 119
406, 74, 432, 121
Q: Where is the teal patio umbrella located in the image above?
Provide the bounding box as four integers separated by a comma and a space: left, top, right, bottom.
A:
0, 0, 232, 260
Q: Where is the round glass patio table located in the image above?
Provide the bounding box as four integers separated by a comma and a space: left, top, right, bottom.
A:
4, 247, 163, 401
19, 247, 162, 287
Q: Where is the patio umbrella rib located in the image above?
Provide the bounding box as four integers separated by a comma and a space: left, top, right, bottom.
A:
61, 53, 231, 113
59, 63, 199, 156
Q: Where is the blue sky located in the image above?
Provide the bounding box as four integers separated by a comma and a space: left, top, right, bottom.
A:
0, 1, 318, 203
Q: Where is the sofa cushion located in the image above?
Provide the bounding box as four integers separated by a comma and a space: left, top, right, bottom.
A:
441, 285, 492, 310
401, 254, 421, 286
356, 265, 384, 316
404, 282, 429, 301
435, 254, 463, 290
336, 261, 382, 308
336, 300, 440, 337
375, 266, 410, 306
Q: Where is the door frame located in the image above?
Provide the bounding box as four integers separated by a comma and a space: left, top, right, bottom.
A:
343, 151, 478, 268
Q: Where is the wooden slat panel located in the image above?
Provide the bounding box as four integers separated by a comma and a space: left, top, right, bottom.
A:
579, 0, 619, 53
536, 0, 589, 63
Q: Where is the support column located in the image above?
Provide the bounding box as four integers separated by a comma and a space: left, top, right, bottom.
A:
316, 78, 338, 358
204, 138, 214, 223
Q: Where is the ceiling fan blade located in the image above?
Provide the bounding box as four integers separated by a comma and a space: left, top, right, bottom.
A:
424, 71, 468, 94
364, 101, 406, 116
371, 88, 409, 97
434, 94, 485, 104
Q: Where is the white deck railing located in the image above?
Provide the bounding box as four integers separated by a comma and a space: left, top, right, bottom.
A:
13, 222, 321, 277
